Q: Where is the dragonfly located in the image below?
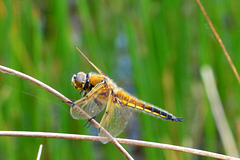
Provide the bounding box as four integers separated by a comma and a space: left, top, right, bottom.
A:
70, 46, 183, 144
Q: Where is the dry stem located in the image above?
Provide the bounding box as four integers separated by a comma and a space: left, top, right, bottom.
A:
36, 144, 43, 160
0, 65, 133, 160
201, 66, 239, 157
1, 65, 239, 159
196, 0, 240, 85
0, 131, 238, 160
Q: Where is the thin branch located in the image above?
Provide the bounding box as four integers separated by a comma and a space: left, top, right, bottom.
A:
196, 0, 240, 85
0, 65, 133, 160
0, 131, 238, 160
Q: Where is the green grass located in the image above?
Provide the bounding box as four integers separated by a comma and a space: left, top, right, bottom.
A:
0, 0, 240, 159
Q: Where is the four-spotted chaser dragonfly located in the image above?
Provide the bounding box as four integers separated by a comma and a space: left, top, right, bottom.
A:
71, 46, 182, 143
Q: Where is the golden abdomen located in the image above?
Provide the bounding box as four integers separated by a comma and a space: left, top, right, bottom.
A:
116, 89, 183, 122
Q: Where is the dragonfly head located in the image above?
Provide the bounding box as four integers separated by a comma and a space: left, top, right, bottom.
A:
71, 72, 86, 90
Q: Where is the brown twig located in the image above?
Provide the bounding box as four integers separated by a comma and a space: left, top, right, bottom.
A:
0, 131, 238, 160
0, 65, 133, 160
196, 0, 240, 85
1, 65, 238, 159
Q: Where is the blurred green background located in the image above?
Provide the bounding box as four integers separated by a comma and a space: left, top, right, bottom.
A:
0, 0, 240, 159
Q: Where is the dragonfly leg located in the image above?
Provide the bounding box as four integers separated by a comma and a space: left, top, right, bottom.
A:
82, 109, 104, 128
62, 99, 76, 104
79, 90, 84, 95
82, 115, 97, 128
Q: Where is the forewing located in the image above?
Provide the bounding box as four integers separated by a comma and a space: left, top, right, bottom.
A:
99, 96, 133, 144
71, 87, 110, 120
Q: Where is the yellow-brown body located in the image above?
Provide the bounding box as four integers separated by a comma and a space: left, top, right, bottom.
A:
76, 72, 181, 121
71, 46, 182, 144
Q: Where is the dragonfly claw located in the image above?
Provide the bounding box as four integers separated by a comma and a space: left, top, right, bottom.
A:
62, 99, 76, 106
82, 116, 97, 128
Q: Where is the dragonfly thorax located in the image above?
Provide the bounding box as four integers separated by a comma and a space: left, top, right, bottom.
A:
71, 72, 87, 90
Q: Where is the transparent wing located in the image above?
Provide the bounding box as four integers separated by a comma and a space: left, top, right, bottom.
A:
71, 83, 110, 120
99, 95, 133, 144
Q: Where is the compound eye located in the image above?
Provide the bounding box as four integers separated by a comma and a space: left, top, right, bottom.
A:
71, 72, 86, 90
72, 74, 76, 81
71, 74, 77, 85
